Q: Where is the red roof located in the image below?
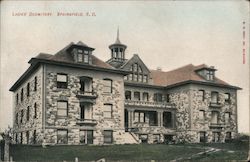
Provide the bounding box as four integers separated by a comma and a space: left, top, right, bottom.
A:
35, 46, 114, 70
150, 64, 229, 87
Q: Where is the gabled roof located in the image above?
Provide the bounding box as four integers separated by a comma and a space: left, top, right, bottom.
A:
150, 64, 240, 89
120, 54, 150, 73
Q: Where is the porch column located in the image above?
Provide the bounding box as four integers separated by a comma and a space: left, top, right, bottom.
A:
172, 111, 176, 128
128, 109, 134, 128
157, 111, 163, 127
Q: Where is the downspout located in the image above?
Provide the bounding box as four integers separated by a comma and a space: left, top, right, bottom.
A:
42, 64, 46, 141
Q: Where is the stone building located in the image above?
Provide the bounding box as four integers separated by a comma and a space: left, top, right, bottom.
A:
10, 31, 240, 145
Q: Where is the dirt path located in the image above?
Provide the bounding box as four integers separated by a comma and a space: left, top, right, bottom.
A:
170, 146, 221, 162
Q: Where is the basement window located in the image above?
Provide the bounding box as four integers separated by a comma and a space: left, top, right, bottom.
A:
57, 130, 68, 144
104, 130, 113, 144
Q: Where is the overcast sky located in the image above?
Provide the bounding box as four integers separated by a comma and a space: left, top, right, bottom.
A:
0, 1, 249, 133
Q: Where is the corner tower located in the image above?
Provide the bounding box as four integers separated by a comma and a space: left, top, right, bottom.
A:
107, 28, 127, 68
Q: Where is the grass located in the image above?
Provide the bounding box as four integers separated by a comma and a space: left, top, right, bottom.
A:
11, 144, 203, 161
10, 140, 249, 162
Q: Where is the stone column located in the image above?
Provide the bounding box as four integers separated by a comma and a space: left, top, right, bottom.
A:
158, 111, 163, 127
172, 111, 176, 128
3, 137, 10, 162
128, 109, 134, 128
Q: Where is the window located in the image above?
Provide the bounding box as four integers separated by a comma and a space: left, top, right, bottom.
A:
20, 132, 23, 144
206, 70, 214, 81
134, 74, 138, 81
212, 132, 220, 142
15, 113, 18, 124
27, 83, 30, 97
163, 112, 173, 128
26, 106, 30, 121
103, 104, 112, 118
198, 90, 205, 101
57, 74, 67, 89
83, 54, 89, 63
15, 134, 18, 144
211, 111, 219, 124
125, 91, 131, 100
211, 91, 219, 103
103, 79, 112, 93
80, 130, 93, 144
21, 88, 24, 102
34, 103, 37, 119
143, 92, 149, 101
200, 132, 206, 143
224, 93, 230, 103
225, 132, 232, 142
148, 111, 157, 126
143, 75, 148, 83
33, 130, 36, 144
84, 50, 88, 54
26, 131, 29, 144
129, 74, 133, 81
138, 74, 143, 82
134, 111, 145, 123
57, 130, 68, 144
104, 130, 113, 144
57, 101, 68, 117
129, 63, 148, 83
225, 112, 231, 123
153, 134, 160, 144
139, 134, 148, 143
80, 102, 92, 120
34, 76, 37, 91
134, 92, 140, 101
20, 110, 24, 124
199, 110, 205, 120
78, 53, 83, 62
165, 94, 170, 102
16, 93, 19, 105
80, 77, 92, 92
154, 93, 163, 102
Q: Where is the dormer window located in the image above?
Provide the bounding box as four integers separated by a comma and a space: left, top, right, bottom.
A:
78, 54, 83, 62
196, 66, 216, 81
83, 54, 89, 63
206, 70, 214, 81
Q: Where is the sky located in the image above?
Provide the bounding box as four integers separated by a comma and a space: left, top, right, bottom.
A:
0, 1, 249, 133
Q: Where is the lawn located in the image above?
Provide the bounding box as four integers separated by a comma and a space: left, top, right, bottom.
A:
11, 144, 204, 161
10, 140, 249, 162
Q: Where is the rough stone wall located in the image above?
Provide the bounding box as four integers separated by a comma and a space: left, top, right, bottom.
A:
167, 85, 192, 142
167, 84, 238, 143
44, 64, 126, 145
189, 84, 237, 143
13, 65, 44, 144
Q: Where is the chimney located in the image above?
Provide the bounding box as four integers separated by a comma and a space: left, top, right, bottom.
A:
157, 67, 162, 71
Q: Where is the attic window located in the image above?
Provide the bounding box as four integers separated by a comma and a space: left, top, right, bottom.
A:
129, 63, 148, 83
78, 54, 83, 62
206, 70, 214, 81
83, 54, 89, 63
